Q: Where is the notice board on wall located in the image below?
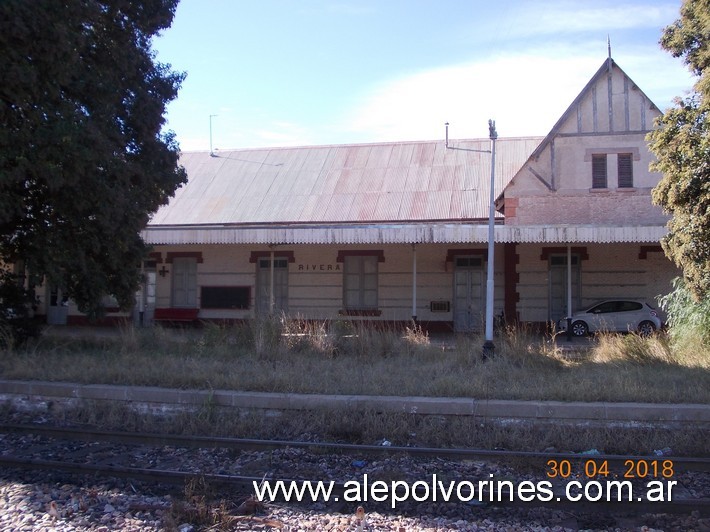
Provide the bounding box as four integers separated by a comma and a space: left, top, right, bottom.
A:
200, 286, 250, 309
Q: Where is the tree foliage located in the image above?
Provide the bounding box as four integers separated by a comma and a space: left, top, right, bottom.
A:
0, 0, 186, 318
0, 268, 40, 348
648, 0, 710, 301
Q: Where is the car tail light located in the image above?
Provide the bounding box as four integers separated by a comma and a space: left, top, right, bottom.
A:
650, 310, 658, 317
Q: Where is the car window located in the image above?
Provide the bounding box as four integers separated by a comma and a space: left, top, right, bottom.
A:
617, 301, 642, 312
589, 302, 616, 314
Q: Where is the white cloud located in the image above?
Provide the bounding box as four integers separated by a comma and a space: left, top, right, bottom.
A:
612, 50, 695, 108
174, 46, 693, 151
253, 121, 314, 147
342, 54, 600, 141
535, 4, 674, 33
339, 43, 693, 142
485, 2, 679, 40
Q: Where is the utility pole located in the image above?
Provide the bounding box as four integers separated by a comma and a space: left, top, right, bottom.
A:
482, 119, 497, 359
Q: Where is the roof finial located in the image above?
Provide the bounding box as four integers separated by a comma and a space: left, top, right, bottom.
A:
607, 35, 612, 59
607, 35, 612, 70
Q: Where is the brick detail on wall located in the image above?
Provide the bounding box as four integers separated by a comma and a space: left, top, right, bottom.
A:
505, 194, 668, 226
503, 197, 519, 220
249, 250, 296, 263
445, 248, 487, 263
638, 245, 664, 260
540, 247, 589, 261
165, 251, 203, 263
336, 250, 385, 263
504, 243, 520, 322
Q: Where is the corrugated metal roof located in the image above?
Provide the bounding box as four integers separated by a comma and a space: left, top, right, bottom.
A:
149, 138, 543, 227
142, 223, 667, 246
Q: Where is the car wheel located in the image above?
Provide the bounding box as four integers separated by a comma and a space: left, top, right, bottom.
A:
638, 320, 656, 337
571, 321, 589, 337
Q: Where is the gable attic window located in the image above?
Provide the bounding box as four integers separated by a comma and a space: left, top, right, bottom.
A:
592, 154, 607, 189
618, 153, 633, 188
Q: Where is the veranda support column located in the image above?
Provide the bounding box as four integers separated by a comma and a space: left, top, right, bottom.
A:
412, 244, 417, 322
567, 243, 572, 342
269, 248, 275, 315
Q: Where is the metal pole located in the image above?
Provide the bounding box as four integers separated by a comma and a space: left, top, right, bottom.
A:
482, 120, 497, 359
567, 243, 572, 342
269, 249, 275, 315
209, 114, 217, 156
138, 261, 145, 327
412, 244, 417, 321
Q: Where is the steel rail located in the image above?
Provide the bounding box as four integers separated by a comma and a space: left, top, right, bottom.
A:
0, 454, 707, 516
1, 423, 709, 472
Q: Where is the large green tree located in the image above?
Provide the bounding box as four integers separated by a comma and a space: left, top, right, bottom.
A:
0, 0, 186, 318
648, 0, 710, 301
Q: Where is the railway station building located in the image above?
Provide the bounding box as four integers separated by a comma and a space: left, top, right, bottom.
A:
42, 58, 679, 331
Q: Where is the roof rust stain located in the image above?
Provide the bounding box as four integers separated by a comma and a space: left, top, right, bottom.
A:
152, 138, 543, 226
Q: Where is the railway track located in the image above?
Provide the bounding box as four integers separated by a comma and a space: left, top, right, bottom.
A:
2, 421, 710, 470
1, 422, 709, 517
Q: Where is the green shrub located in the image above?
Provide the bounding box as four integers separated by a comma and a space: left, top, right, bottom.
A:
659, 277, 710, 361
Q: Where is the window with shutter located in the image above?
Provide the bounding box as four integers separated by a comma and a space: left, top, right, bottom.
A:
171, 257, 197, 308
592, 154, 607, 188
343, 255, 378, 310
618, 153, 633, 188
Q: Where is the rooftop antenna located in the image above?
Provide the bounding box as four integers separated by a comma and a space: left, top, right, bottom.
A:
445, 122, 449, 149
209, 114, 218, 156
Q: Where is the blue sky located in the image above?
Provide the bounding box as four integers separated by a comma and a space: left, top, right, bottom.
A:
153, 0, 695, 152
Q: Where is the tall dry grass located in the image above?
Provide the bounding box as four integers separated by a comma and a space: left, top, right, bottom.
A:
48, 399, 710, 456
0, 318, 708, 404
589, 332, 675, 365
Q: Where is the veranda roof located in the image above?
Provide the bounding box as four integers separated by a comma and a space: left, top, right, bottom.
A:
142, 223, 667, 245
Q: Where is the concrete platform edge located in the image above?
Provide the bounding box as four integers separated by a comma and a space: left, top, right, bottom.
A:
0, 379, 708, 424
